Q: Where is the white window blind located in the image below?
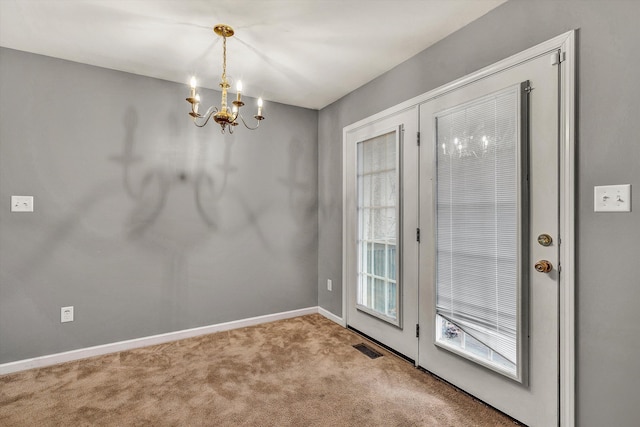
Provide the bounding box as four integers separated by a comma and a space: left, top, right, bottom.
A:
435, 84, 526, 366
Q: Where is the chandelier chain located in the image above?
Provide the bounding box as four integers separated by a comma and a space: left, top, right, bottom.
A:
222, 35, 227, 82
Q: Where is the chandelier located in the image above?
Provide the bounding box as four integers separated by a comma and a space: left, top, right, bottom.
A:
186, 24, 264, 133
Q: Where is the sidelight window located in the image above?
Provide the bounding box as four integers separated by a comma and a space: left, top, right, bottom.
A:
356, 130, 400, 325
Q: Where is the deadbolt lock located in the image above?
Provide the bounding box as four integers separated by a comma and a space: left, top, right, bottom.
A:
534, 260, 553, 273
537, 234, 553, 246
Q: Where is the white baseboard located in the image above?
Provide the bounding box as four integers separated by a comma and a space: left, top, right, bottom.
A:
318, 306, 346, 327
0, 306, 318, 376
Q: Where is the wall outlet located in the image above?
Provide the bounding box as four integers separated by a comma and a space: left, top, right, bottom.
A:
11, 196, 34, 212
327, 279, 332, 291
61, 306, 74, 323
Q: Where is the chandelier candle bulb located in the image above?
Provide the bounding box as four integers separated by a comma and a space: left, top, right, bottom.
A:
236, 80, 243, 102
257, 98, 263, 116
194, 94, 200, 114
189, 76, 197, 98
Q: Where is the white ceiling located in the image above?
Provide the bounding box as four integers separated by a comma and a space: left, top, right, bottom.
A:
0, 0, 506, 110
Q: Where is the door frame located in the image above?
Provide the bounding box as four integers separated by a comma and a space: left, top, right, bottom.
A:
342, 107, 420, 360
342, 30, 576, 426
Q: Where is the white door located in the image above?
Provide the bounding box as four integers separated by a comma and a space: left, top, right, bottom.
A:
418, 52, 560, 426
344, 108, 419, 360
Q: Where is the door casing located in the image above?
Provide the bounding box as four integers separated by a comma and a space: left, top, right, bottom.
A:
419, 54, 558, 425
342, 30, 576, 426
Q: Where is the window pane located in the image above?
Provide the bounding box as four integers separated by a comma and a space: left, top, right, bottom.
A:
387, 245, 396, 281
435, 84, 524, 377
437, 315, 516, 373
373, 243, 385, 277
386, 281, 397, 318
374, 278, 385, 312
357, 131, 399, 323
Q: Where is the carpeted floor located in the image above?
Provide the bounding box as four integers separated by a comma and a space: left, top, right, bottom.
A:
0, 314, 517, 426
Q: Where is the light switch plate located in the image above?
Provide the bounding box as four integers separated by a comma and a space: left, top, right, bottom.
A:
594, 184, 631, 212
11, 196, 34, 212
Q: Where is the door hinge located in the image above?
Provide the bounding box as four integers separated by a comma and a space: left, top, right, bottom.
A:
551, 51, 565, 66
416, 228, 420, 243
416, 324, 420, 338
417, 131, 421, 146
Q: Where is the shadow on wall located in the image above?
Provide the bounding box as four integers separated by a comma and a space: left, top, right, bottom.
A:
278, 137, 318, 255
6, 104, 317, 283
108, 106, 244, 326
2, 105, 319, 341
318, 106, 342, 224
112, 106, 236, 240
113, 106, 296, 254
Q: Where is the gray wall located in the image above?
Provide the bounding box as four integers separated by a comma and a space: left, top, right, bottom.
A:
318, 1, 640, 426
0, 47, 318, 363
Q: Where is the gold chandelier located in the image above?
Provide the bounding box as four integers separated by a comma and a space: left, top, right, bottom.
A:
186, 24, 265, 133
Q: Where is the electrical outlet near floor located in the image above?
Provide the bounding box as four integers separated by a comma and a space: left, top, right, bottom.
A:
327, 279, 332, 291
61, 306, 74, 323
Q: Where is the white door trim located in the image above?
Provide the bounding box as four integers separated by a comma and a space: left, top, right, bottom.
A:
558, 30, 576, 427
342, 30, 575, 426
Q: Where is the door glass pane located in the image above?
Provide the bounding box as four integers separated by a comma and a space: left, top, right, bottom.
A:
434, 84, 526, 379
357, 130, 399, 324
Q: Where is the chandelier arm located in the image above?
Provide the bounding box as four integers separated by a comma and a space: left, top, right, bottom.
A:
193, 106, 218, 128
237, 114, 262, 130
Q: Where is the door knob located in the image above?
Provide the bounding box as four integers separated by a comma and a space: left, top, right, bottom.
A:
534, 260, 553, 273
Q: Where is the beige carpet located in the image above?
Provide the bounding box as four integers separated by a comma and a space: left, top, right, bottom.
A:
0, 314, 517, 426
